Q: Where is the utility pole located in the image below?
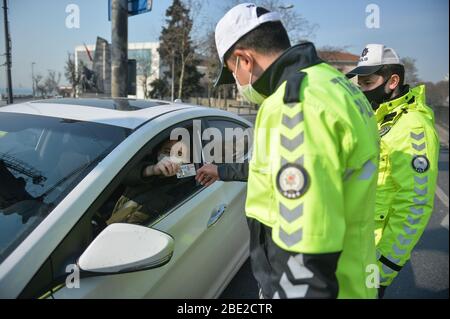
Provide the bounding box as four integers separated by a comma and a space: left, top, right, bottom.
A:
2, 0, 13, 104
31, 62, 35, 98
111, 0, 128, 98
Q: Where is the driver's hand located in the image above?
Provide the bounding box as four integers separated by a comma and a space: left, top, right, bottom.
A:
153, 157, 180, 177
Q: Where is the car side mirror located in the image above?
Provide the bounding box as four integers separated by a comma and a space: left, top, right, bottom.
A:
77, 223, 174, 275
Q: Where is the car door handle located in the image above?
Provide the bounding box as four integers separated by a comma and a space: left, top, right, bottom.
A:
207, 204, 227, 228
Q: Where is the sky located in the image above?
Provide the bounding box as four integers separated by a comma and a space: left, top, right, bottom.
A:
0, 0, 448, 91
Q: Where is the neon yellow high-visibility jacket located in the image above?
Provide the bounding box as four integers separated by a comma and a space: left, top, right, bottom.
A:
245, 43, 380, 298
374, 85, 439, 286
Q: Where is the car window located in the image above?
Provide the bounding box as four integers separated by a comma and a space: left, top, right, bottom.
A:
92, 121, 204, 233
204, 119, 252, 164
0, 112, 129, 264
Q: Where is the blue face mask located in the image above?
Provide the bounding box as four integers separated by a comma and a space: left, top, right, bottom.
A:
233, 56, 266, 105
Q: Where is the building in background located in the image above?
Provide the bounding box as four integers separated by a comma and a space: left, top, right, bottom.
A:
72, 44, 359, 100
318, 50, 359, 74
75, 41, 161, 99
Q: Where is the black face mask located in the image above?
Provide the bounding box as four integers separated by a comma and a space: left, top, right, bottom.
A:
363, 78, 393, 110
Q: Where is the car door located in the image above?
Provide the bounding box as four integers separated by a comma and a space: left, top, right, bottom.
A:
144, 116, 252, 298
48, 115, 250, 298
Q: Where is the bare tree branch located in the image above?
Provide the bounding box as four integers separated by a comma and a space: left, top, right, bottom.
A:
223, 0, 317, 43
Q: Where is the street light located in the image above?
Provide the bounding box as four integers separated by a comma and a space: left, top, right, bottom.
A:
3, 0, 13, 104
31, 62, 35, 98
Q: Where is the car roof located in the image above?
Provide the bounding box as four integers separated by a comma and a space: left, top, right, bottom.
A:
0, 98, 203, 130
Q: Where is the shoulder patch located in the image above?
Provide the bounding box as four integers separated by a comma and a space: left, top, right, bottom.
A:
283, 72, 307, 104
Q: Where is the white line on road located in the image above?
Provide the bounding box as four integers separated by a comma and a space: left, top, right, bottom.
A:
441, 214, 449, 230
436, 185, 449, 208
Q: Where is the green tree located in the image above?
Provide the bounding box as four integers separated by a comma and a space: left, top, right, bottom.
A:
149, 78, 170, 100
159, 0, 203, 100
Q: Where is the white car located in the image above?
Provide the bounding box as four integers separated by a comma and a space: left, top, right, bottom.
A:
0, 98, 251, 299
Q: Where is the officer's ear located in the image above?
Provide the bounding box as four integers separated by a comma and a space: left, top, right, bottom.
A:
388, 74, 401, 91
233, 48, 254, 74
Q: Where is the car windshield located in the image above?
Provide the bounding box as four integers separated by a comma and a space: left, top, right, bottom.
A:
0, 112, 130, 264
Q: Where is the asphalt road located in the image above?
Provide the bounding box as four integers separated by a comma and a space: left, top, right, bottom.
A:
220, 114, 449, 299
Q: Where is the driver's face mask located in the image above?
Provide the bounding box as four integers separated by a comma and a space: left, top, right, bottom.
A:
233, 56, 266, 105
157, 142, 188, 163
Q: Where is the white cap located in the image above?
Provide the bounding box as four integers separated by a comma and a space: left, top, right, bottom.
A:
214, 3, 282, 86
346, 44, 403, 78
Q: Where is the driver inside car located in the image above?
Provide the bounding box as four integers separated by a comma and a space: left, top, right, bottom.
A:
105, 138, 189, 225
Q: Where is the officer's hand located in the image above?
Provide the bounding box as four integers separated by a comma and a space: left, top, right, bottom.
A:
153, 157, 180, 177
196, 164, 220, 186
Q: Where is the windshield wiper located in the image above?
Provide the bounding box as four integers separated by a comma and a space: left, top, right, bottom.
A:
0, 152, 46, 185
0, 159, 35, 208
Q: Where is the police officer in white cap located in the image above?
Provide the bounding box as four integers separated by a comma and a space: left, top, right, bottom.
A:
200, 3, 381, 299
347, 44, 406, 109
347, 45, 440, 297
